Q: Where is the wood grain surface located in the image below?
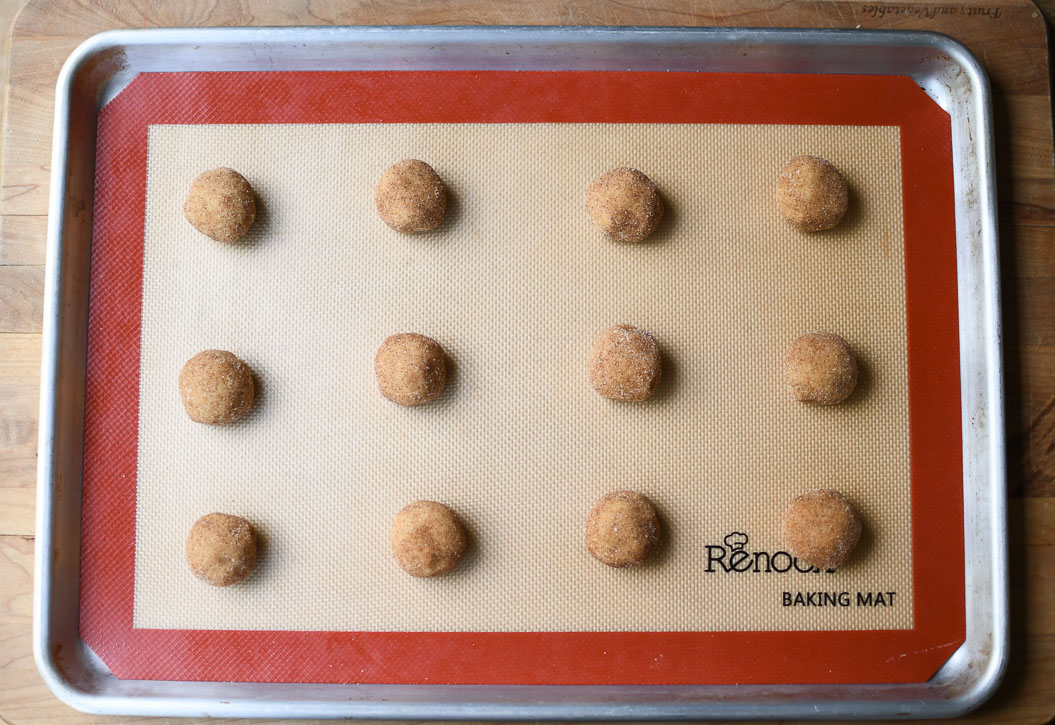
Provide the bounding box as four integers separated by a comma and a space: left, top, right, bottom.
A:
0, 0, 1051, 723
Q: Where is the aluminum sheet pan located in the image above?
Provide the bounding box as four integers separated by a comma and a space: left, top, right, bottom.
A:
35, 25, 1005, 719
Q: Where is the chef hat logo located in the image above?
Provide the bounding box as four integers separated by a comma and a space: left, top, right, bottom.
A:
724, 532, 748, 550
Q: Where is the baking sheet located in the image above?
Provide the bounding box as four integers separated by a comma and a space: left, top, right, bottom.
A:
40, 28, 998, 714
134, 121, 911, 632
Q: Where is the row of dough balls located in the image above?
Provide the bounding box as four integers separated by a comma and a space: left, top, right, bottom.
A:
183, 155, 849, 245
177, 327, 860, 426
186, 488, 863, 587
177, 325, 857, 424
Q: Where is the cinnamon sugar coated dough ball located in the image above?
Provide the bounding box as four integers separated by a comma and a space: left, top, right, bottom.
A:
782, 489, 862, 570
178, 350, 255, 424
585, 167, 664, 243
588, 325, 662, 401
586, 491, 661, 568
783, 332, 858, 405
185, 512, 258, 586
375, 159, 447, 233
776, 155, 849, 232
183, 168, 257, 243
375, 333, 447, 406
391, 500, 468, 577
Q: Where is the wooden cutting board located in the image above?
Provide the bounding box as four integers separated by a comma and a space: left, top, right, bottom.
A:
0, 1, 1051, 723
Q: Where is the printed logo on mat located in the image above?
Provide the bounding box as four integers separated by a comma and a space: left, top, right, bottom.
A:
706, 532, 897, 608
705, 531, 825, 573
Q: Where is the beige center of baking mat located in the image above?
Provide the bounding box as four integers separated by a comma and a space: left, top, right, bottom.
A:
135, 122, 910, 632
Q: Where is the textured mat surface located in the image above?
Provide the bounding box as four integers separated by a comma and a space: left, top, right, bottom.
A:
133, 121, 910, 632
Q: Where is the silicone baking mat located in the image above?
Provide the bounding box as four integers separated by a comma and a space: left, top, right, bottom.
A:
80, 71, 964, 685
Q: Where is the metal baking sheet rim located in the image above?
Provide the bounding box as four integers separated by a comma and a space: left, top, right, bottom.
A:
34, 25, 1007, 720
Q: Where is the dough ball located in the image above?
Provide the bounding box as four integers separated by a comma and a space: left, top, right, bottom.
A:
783, 332, 858, 405
776, 155, 849, 232
185, 512, 258, 586
178, 350, 255, 424
588, 324, 662, 401
586, 491, 661, 568
782, 489, 862, 570
375, 333, 447, 406
375, 159, 447, 233
183, 168, 257, 243
391, 500, 468, 577
585, 167, 664, 243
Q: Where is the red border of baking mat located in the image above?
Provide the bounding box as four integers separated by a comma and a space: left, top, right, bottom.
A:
80, 71, 964, 685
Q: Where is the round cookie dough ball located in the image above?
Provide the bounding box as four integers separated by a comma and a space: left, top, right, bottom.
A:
586, 167, 664, 243
185, 512, 258, 586
178, 349, 255, 425
783, 332, 858, 405
782, 489, 862, 570
375, 159, 447, 233
588, 324, 662, 401
586, 490, 661, 568
391, 500, 468, 577
375, 333, 447, 406
183, 168, 257, 243
776, 155, 849, 232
